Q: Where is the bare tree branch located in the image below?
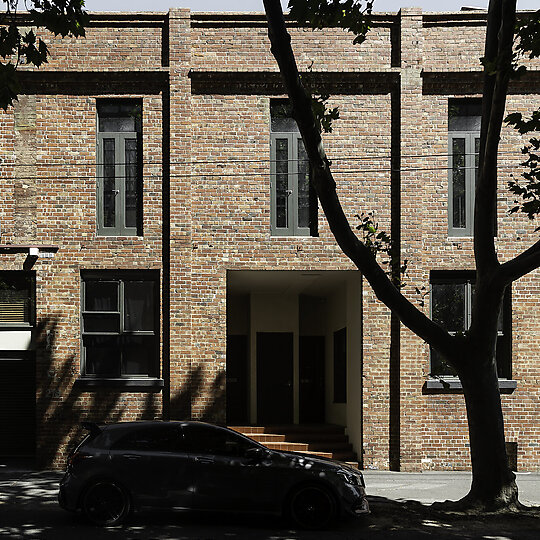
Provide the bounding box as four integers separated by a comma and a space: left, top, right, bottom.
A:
263, 0, 455, 357
469, 0, 516, 346
500, 238, 540, 282
474, 0, 515, 276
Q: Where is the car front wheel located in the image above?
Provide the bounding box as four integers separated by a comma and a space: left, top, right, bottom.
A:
82, 480, 130, 526
289, 484, 337, 529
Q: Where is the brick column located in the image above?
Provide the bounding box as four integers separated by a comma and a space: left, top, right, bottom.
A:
398, 7, 428, 471
168, 8, 194, 419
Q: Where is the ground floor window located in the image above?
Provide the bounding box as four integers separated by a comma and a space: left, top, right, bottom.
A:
0, 271, 35, 326
430, 271, 511, 378
81, 270, 159, 378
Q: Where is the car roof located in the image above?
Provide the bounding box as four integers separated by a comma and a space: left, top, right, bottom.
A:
99, 420, 227, 433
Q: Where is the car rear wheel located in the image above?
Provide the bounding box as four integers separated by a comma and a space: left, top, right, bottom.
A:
289, 484, 337, 529
82, 480, 130, 526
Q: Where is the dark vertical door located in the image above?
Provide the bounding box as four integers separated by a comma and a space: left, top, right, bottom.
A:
226, 335, 248, 424
257, 332, 293, 424
0, 352, 35, 455
299, 336, 325, 423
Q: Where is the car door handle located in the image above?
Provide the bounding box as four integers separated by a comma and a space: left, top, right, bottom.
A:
194, 457, 214, 464
122, 454, 141, 460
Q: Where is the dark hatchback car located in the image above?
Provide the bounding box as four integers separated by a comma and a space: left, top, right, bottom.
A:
59, 421, 369, 529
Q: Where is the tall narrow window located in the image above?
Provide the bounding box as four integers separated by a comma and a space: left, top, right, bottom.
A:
448, 99, 481, 237
270, 100, 317, 236
81, 271, 159, 378
430, 271, 511, 378
97, 100, 142, 236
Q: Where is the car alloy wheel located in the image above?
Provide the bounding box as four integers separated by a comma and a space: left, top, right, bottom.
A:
289, 484, 336, 529
82, 480, 130, 526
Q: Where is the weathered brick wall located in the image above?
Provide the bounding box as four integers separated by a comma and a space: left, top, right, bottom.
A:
191, 14, 394, 72
1, 73, 166, 467
1, 7, 538, 472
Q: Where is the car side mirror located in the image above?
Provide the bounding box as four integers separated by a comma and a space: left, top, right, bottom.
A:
244, 447, 266, 463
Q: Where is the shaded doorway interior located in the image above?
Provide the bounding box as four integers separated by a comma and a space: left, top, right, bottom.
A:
226, 269, 362, 449
0, 271, 36, 457
256, 331, 293, 424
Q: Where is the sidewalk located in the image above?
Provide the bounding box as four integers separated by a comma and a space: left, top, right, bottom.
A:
1, 462, 539, 539
363, 470, 540, 506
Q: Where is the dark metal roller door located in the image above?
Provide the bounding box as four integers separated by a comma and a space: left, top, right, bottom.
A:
0, 352, 36, 456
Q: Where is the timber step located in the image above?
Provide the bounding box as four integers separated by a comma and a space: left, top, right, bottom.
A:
229, 424, 358, 468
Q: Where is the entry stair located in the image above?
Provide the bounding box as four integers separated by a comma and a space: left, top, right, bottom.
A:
229, 424, 359, 468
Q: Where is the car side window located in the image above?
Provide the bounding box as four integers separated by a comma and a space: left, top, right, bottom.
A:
182, 425, 255, 457
112, 425, 184, 453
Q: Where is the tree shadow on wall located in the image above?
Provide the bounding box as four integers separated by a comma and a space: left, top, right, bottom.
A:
169, 365, 226, 423
34, 316, 160, 469
34, 316, 228, 469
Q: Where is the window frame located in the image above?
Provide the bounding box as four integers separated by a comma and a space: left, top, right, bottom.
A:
96, 100, 143, 237
0, 271, 36, 329
80, 270, 160, 380
448, 131, 480, 237
270, 131, 312, 237
429, 271, 512, 382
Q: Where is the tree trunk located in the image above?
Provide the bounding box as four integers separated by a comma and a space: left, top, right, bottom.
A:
458, 350, 519, 510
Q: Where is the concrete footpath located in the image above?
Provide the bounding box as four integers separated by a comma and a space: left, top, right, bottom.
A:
0, 461, 539, 539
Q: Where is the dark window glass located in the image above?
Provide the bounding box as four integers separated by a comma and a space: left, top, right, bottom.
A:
124, 281, 155, 331
270, 101, 299, 133
430, 273, 511, 378
432, 282, 466, 333
333, 327, 347, 403
83, 313, 120, 334
275, 138, 289, 229
103, 138, 116, 228
83, 335, 121, 376
122, 335, 155, 375
183, 425, 255, 457
452, 138, 466, 229
297, 139, 310, 228
125, 138, 138, 228
81, 272, 158, 378
448, 99, 482, 131
113, 426, 183, 452
84, 281, 118, 311
98, 102, 141, 133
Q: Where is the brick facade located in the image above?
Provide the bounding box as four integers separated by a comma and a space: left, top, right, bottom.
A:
0, 8, 538, 471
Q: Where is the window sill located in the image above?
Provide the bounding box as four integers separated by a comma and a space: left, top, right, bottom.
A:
75, 378, 164, 391
424, 377, 517, 394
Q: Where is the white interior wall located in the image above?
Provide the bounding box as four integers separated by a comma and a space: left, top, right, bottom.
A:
325, 283, 347, 426
345, 274, 363, 461
0, 330, 33, 350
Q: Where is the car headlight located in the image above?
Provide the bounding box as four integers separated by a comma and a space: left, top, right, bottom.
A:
337, 469, 363, 487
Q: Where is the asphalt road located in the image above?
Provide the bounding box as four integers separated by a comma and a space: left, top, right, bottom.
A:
1, 465, 539, 539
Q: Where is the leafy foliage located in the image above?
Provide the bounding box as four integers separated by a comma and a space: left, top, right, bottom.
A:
0, 0, 87, 109
288, 0, 373, 45
504, 10, 540, 229
355, 211, 408, 287
311, 93, 339, 133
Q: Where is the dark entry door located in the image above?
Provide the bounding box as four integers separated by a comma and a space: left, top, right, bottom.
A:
0, 352, 35, 456
299, 336, 325, 423
226, 335, 248, 424
257, 332, 293, 424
